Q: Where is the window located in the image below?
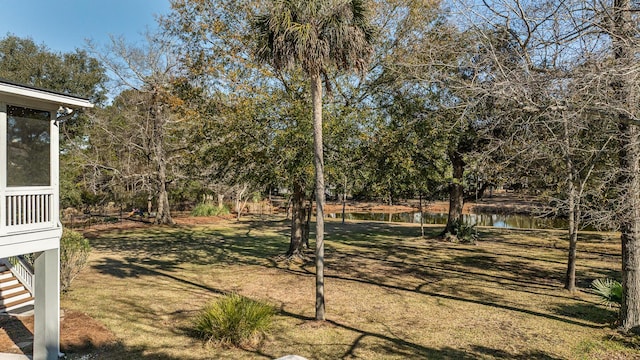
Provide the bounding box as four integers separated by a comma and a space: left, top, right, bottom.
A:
6, 105, 51, 186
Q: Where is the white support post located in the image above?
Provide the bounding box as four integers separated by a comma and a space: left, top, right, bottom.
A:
50, 111, 60, 225
0, 102, 6, 231
33, 248, 60, 360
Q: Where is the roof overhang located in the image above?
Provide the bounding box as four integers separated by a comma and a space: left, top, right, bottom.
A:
0, 80, 94, 109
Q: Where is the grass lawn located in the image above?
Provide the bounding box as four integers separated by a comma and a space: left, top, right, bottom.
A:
61, 217, 640, 359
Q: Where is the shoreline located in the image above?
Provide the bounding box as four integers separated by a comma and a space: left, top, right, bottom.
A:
324, 191, 540, 215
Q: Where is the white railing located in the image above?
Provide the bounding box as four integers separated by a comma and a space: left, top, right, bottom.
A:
0, 256, 34, 293
4, 187, 55, 232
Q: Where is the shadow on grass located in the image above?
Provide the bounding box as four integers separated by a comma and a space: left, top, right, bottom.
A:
486, 228, 620, 258
88, 250, 568, 359
64, 341, 201, 360
333, 222, 618, 294
61, 300, 566, 360
83, 218, 622, 358
287, 264, 607, 330
275, 309, 562, 360
86, 255, 483, 359
92, 256, 227, 297
86, 223, 285, 269
91, 219, 608, 327
93, 252, 606, 357
553, 303, 619, 325
326, 224, 599, 304
442, 254, 564, 286
602, 330, 640, 351
469, 345, 562, 359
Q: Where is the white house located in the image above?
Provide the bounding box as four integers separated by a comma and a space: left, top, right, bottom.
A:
0, 79, 93, 360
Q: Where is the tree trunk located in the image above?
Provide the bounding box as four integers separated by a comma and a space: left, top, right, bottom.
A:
614, 0, 640, 331
342, 175, 347, 225
155, 160, 173, 225
618, 120, 640, 330
565, 181, 579, 292
235, 197, 241, 221
303, 190, 313, 249
235, 184, 249, 221
311, 72, 326, 321
478, 182, 489, 200
285, 195, 292, 220
420, 193, 425, 238
442, 149, 465, 236
619, 121, 640, 330
287, 182, 306, 257
150, 90, 173, 225
563, 115, 580, 292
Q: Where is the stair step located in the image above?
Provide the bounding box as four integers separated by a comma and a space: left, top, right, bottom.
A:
0, 282, 23, 292
0, 277, 18, 288
0, 262, 33, 315
0, 291, 30, 306
0, 270, 14, 280
0, 288, 29, 301
0, 283, 26, 296
1, 296, 34, 313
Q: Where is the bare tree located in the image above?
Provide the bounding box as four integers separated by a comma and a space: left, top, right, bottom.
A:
89, 34, 182, 225
453, 0, 640, 328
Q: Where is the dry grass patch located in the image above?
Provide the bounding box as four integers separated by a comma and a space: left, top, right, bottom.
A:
57, 217, 640, 359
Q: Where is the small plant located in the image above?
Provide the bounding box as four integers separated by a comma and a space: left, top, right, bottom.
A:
194, 293, 274, 347
191, 203, 230, 217
456, 221, 479, 244
444, 220, 479, 244
591, 278, 623, 308
60, 229, 91, 292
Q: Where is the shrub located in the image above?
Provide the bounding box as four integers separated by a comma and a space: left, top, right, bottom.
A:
60, 229, 91, 292
191, 203, 231, 217
591, 278, 623, 308
194, 293, 275, 347
455, 221, 479, 244
443, 220, 479, 244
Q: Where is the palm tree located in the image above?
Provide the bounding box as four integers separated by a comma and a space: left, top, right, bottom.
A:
253, 0, 374, 320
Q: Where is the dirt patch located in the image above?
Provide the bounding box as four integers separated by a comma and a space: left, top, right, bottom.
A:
79, 214, 236, 238
173, 214, 235, 226
60, 310, 117, 353
81, 220, 152, 237
0, 309, 117, 356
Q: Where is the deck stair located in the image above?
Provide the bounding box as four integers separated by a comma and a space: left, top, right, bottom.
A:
0, 264, 33, 315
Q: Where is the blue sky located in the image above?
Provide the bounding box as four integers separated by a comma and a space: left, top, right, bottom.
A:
0, 0, 172, 53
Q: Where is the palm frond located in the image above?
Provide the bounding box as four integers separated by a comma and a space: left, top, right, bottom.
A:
251, 0, 375, 76
591, 278, 623, 307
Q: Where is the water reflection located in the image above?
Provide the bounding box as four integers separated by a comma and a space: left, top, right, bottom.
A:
327, 212, 568, 230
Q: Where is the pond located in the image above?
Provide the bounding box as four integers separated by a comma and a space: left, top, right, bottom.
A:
327, 212, 569, 230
